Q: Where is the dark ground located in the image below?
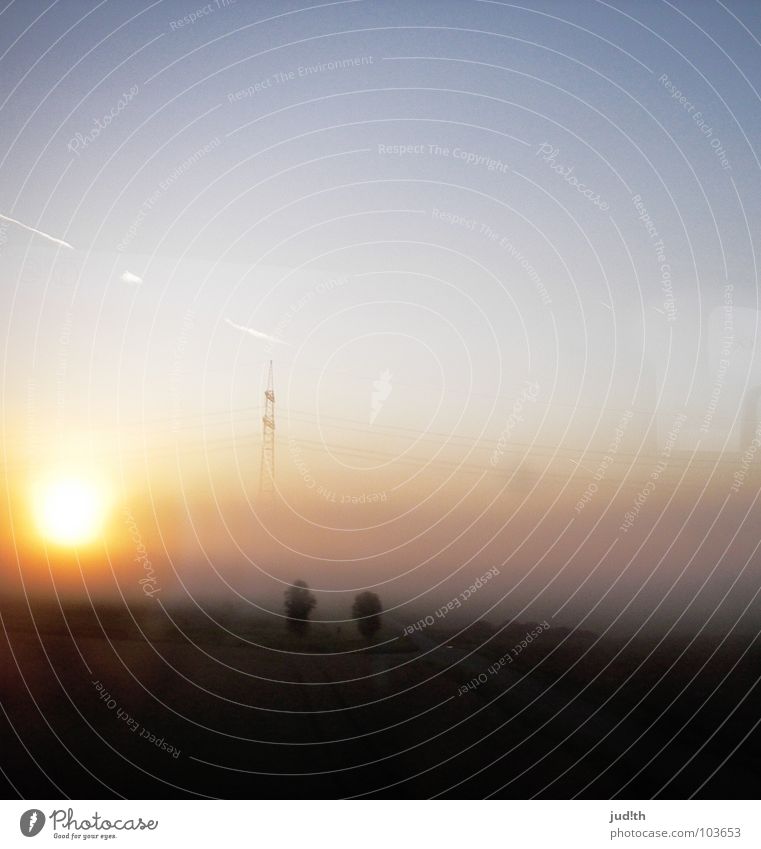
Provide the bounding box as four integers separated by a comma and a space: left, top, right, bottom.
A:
1, 598, 759, 799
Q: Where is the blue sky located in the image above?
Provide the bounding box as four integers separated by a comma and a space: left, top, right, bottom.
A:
2, 1, 760, 444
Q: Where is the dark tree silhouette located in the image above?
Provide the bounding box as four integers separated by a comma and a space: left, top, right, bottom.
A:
352, 591, 382, 641
284, 580, 316, 636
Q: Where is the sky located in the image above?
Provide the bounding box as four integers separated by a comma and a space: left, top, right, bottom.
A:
1, 0, 761, 636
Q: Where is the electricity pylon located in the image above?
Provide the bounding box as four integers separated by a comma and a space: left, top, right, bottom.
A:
259, 360, 275, 496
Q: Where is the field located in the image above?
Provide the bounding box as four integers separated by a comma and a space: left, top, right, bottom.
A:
1, 599, 758, 799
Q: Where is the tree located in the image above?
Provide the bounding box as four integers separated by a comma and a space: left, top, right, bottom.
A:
284, 580, 316, 636
352, 591, 382, 641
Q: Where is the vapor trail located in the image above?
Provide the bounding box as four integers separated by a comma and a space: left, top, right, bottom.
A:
225, 318, 286, 345
0, 213, 74, 250
120, 270, 143, 285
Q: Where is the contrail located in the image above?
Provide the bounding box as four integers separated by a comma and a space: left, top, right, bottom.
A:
225, 318, 286, 345
0, 213, 73, 250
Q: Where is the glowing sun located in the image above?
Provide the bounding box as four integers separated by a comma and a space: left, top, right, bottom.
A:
34, 476, 108, 546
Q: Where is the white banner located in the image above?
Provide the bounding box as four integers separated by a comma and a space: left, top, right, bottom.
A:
1, 800, 758, 849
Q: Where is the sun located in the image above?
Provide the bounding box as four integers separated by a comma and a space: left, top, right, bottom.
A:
33, 476, 108, 546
